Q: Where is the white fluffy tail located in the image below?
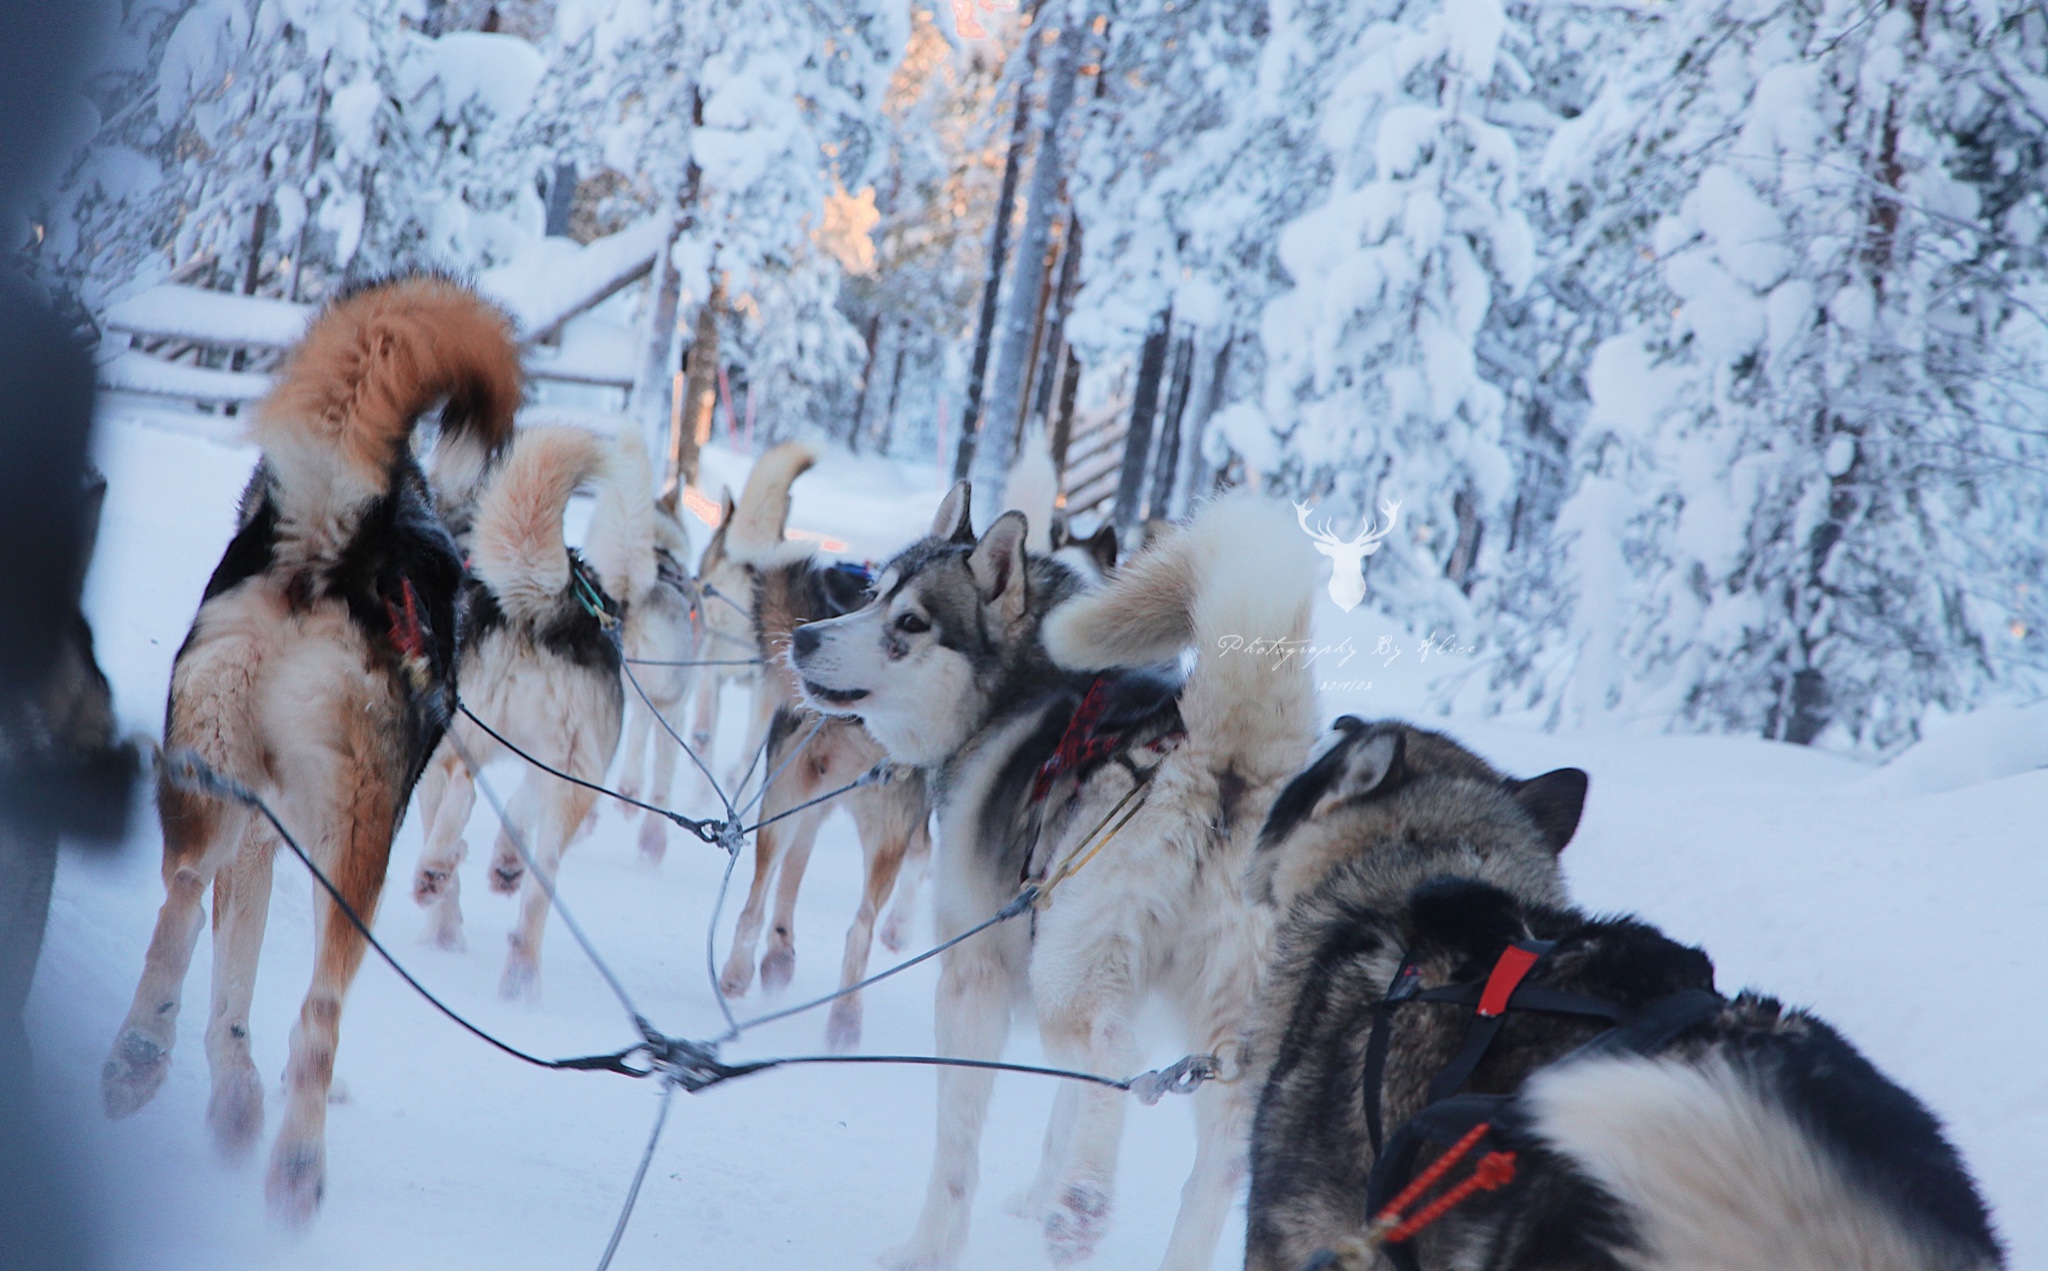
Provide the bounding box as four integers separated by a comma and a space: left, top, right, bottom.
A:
470, 425, 611, 625
1003, 424, 1058, 554
1043, 494, 1318, 782
1527, 1055, 1992, 1271
724, 441, 815, 563
584, 427, 657, 604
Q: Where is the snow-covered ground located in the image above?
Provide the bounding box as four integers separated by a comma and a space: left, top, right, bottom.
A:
26, 407, 2046, 1269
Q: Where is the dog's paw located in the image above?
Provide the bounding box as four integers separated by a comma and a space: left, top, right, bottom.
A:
824, 999, 862, 1053
207, 1062, 265, 1157
1043, 1182, 1111, 1265
425, 907, 466, 952
718, 958, 754, 1000
759, 946, 796, 994
489, 859, 524, 895
101, 1028, 172, 1119
879, 910, 912, 954
499, 941, 540, 1002
265, 1136, 325, 1227
637, 816, 668, 866
412, 862, 455, 906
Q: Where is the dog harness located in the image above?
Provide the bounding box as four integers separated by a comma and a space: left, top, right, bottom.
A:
1316, 940, 1725, 1271
1031, 674, 1184, 802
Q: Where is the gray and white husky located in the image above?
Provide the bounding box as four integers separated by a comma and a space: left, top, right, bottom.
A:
791, 485, 1319, 1271
1244, 717, 2004, 1271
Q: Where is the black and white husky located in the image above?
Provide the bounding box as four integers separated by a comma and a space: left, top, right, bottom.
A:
1244, 718, 2004, 1271
791, 487, 1319, 1271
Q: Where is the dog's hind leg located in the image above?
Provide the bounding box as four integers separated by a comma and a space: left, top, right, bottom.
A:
884, 931, 1024, 1271
758, 811, 822, 994
1036, 944, 1141, 1266
1008, 1081, 1078, 1221
412, 748, 473, 950
825, 797, 911, 1051
688, 674, 722, 802
204, 816, 277, 1157
103, 784, 247, 1120
267, 758, 402, 1224
1156, 1080, 1251, 1271
725, 677, 775, 799
487, 778, 539, 895
719, 819, 783, 998
615, 697, 652, 808
879, 810, 931, 954
637, 702, 683, 864
500, 780, 596, 1001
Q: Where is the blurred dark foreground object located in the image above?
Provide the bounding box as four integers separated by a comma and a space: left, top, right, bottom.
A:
0, 280, 137, 1271
2, 5, 139, 1262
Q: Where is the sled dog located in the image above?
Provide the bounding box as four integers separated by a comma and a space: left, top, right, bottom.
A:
612, 486, 700, 864
717, 551, 932, 1049
792, 486, 1319, 1270
100, 276, 519, 1221
1244, 718, 2004, 1271
409, 425, 644, 999
687, 441, 814, 803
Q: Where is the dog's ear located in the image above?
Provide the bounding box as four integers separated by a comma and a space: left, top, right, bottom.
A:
932, 480, 974, 544
1311, 726, 1407, 819
969, 511, 1030, 623
1081, 523, 1119, 574
1506, 768, 1589, 854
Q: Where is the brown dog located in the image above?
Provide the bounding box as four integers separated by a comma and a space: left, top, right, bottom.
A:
99, 276, 518, 1222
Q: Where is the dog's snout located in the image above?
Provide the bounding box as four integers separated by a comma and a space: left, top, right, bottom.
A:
792, 624, 821, 657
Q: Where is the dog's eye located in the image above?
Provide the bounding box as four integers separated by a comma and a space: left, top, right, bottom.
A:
895, 612, 929, 635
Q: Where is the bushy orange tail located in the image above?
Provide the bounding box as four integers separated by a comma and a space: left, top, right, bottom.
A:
254, 275, 520, 521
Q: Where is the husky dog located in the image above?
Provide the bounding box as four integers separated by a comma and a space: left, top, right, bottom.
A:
688, 441, 814, 803
716, 552, 933, 1050
100, 276, 518, 1221
409, 425, 644, 999
611, 491, 699, 864
1244, 718, 2004, 1271
792, 486, 1319, 1271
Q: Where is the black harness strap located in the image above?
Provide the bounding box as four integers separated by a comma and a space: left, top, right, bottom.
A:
1343, 940, 1727, 1271
1362, 951, 1425, 1155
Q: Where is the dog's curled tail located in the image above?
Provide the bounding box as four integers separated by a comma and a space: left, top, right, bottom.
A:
255, 275, 520, 518
470, 425, 617, 625
724, 441, 815, 563
1526, 1053, 2000, 1271
583, 427, 658, 605
1044, 493, 1318, 783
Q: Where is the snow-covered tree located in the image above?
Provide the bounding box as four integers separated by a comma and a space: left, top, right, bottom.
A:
1523, 0, 2048, 750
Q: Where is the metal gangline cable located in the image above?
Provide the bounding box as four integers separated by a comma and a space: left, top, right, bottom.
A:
154, 744, 1231, 1271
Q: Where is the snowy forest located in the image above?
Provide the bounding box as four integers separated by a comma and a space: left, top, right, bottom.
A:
30, 0, 2048, 755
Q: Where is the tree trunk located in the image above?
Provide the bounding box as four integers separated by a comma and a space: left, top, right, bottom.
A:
1181, 333, 1231, 511
953, 0, 1046, 484
1050, 344, 1082, 483
976, 10, 1087, 502
1147, 334, 1195, 519
671, 281, 723, 498
1113, 309, 1172, 531
638, 228, 685, 502
878, 322, 909, 456
851, 312, 882, 454
1033, 214, 1083, 427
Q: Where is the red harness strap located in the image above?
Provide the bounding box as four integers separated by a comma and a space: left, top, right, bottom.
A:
1476, 943, 1543, 1018
1032, 677, 1119, 801
384, 577, 429, 662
